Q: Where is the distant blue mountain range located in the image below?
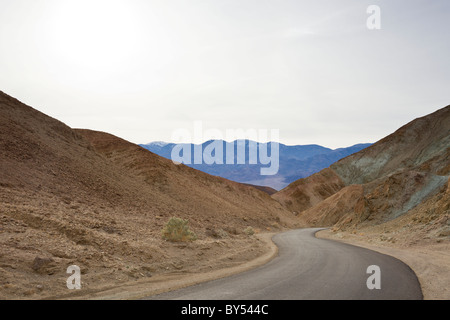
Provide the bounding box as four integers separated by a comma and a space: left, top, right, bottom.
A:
140, 140, 372, 190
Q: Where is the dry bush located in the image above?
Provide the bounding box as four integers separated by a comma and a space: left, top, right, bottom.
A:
244, 226, 255, 236
205, 228, 229, 239
161, 217, 197, 242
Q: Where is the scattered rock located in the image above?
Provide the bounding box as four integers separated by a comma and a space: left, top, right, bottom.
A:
438, 227, 450, 237
31, 256, 57, 275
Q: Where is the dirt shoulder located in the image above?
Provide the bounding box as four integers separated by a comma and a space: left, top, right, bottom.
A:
45, 232, 278, 300
316, 229, 450, 300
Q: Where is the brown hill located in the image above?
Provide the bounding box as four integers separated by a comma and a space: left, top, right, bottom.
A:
272, 168, 345, 214
0, 91, 296, 299
241, 183, 278, 195
273, 105, 450, 240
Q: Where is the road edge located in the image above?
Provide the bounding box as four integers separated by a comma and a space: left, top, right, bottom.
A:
315, 229, 426, 299
68, 232, 280, 300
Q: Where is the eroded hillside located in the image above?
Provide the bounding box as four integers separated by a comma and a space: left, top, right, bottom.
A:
0, 91, 297, 299
274, 105, 450, 243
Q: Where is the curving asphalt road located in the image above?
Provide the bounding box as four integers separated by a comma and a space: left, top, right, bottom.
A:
145, 228, 423, 300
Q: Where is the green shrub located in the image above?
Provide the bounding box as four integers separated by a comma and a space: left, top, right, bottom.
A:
217, 228, 229, 238
206, 228, 229, 239
244, 226, 255, 236
161, 217, 197, 242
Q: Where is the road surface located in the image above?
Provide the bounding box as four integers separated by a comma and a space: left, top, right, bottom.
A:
145, 228, 422, 300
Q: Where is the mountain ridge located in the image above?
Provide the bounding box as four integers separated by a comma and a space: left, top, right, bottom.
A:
140, 140, 372, 190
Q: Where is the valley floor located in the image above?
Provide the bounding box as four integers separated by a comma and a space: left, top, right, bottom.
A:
73, 233, 278, 300
53, 228, 450, 300
2, 202, 448, 300
0, 229, 277, 300
51, 233, 277, 300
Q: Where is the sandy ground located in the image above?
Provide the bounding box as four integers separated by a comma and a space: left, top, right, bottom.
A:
48, 229, 449, 300
42, 233, 278, 300
316, 229, 450, 300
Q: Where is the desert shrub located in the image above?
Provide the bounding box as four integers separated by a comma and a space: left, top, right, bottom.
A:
244, 226, 255, 236
224, 226, 238, 235
161, 217, 197, 242
270, 222, 280, 229
217, 228, 229, 238
205, 228, 229, 239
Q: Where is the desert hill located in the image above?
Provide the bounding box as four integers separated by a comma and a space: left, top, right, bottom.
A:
273, 105, 450, 241
241, 183, 278, 195
0, 91, 297, 299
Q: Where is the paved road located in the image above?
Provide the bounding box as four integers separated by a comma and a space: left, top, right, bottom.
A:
145, 228, 422, 300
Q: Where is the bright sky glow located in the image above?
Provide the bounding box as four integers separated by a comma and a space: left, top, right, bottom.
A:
0, 0, 449, 148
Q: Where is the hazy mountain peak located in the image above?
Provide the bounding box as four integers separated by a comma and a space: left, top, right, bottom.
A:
140, 140, 371, 190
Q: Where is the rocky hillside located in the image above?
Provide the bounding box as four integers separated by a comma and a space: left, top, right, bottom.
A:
0, 91, 297, 299
273, 105, 450, 241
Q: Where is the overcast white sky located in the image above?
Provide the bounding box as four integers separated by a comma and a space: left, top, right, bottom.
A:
0, 0, 449, 148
